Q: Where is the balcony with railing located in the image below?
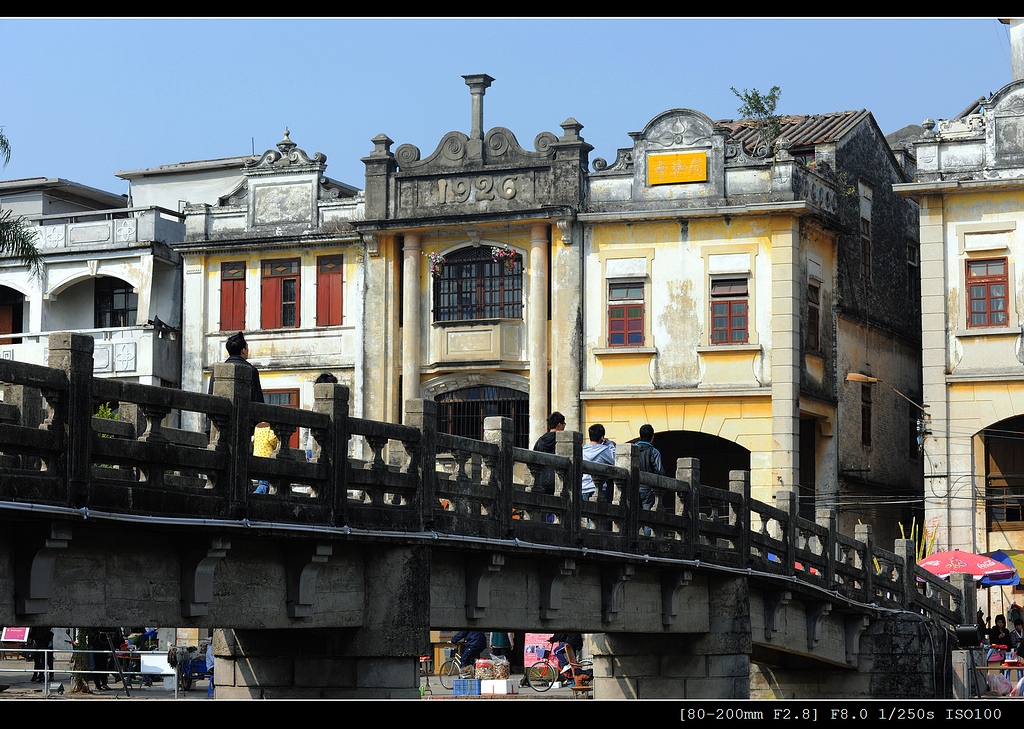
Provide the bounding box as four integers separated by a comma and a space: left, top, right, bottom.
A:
0, 324, 180, 383
27, 206, 185, 253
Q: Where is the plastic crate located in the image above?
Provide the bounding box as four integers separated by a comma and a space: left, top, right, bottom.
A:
453, 678, 481, 696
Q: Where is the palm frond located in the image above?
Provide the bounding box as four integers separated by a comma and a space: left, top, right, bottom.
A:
0, 209, 42, 277
0, 128, 10, 167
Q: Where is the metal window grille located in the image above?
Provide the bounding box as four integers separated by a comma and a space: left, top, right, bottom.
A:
433, 247, 522, 322
435, 386, 530, 449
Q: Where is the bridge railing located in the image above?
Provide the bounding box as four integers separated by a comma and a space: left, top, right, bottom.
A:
0, 333, 967, 625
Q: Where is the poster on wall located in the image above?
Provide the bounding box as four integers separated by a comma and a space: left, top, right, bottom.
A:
1, 627, 29, 643
524, 633, 554, 665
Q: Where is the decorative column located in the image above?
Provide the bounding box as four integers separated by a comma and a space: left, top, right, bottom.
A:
529, 223, 549, 446
918, 194, 954, 549
550, 218, 582, 431
402, 233, 422, 409
770, 217, 800, 496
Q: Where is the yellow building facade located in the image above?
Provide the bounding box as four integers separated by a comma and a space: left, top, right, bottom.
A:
894, 58, 1024, 580
582, 107, 922, 536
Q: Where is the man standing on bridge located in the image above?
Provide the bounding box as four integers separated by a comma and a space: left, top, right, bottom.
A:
208, 332, 264, 405
635, 424, 663, 536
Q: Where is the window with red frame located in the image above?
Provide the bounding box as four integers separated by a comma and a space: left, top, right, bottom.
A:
316, 255, 343, 326
968, 258, 1008, 328
808, 283, 820, 351
264, 389, 300, 449
608, 282, 644, 346
711, 279, 748, 344
220, 262, 246, 332
261, 259, 300, 329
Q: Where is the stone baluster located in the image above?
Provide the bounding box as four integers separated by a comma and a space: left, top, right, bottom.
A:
312, 382, 350, 527
815, 507, 837, 591
614, 443, 639, 550
774, 490, 798, 576
47, 332, 93, 508
895, 537, 921, 612
857, 524, 876, 606
556, 429, 582, 544
403, 399, 437, 532
483, 416, 514, 538
677, 458, 701, 554
211, 361, 254, 518
729, 469, 750, 566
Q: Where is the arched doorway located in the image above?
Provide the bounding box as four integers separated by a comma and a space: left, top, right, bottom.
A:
643, 430, 751, 490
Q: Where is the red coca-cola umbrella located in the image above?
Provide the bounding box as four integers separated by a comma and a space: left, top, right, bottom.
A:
918, 550, 1018, 582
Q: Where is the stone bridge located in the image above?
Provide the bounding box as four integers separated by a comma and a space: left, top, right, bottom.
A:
0, 333, 969, 699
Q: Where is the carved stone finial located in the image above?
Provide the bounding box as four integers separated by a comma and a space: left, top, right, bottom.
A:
560, 118, 584, 142
277, 128, 297, 155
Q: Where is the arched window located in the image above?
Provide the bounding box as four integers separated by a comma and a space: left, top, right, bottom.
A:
436, 386, 530, 449
433, 246, 522, 322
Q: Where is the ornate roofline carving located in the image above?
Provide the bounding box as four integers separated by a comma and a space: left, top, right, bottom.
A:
394, 126, 558, 172
246, 129, 327, 171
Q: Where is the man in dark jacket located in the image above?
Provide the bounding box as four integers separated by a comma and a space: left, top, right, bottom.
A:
208, 332, 264, 404
635, 424, 663, 536
533, 412, 566, 495
450, 631, 488, 676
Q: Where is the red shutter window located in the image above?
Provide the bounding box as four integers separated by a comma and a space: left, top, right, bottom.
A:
261, 259, 300, 329
608, 282, 644, 346
967, 258, 1008, 328
316, 255, 343, 326
220, 262, 246, 332
711, 279, 748, 344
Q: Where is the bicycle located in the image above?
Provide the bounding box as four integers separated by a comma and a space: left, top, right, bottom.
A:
437, 641, 467, 689
526, 640, 592, 692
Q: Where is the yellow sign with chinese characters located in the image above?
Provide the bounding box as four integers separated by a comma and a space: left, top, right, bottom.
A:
648, 152, 707, 185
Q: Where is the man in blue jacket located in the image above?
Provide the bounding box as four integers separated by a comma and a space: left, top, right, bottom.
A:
450, 631, 488, 676
635, 424, 663, 536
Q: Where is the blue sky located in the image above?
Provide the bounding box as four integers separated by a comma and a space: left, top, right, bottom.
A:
0, 18, 1015, 198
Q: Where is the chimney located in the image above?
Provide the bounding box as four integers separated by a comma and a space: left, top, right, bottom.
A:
462, 74, 494, 161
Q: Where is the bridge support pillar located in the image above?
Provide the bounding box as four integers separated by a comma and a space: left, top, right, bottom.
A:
589, 575, 751, 699
212, 545, 431, 699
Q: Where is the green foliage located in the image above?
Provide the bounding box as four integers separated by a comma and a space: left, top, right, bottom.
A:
731, 85, 783, 157
0, 129, 42, 277
95, 402, 118, 421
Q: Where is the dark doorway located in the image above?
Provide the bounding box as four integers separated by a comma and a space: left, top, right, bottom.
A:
0, 286, 24, 344
645, 430, 751, 489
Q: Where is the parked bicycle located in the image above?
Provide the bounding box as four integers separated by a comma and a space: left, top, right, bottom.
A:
526, 639, 592, 692
437, 640, 467, 689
